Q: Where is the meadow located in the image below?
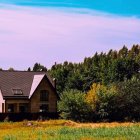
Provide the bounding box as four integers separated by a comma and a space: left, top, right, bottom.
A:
0, 120, 140, 140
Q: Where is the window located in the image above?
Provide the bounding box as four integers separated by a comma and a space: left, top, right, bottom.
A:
12, 89, 23, 95
19, 104, 29, 113
8, 104, 14, 113
40, 104, 49, 112
40, 90, 49, 101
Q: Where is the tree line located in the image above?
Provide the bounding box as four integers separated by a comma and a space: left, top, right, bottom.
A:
51, 44, 140, 122
49, 45, 140, 94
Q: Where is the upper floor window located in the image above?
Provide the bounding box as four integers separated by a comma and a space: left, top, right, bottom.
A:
40, 90, 49, 101
12, 89, 23, 95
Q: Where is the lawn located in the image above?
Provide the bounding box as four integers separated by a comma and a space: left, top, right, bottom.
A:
0, 120, 140, 140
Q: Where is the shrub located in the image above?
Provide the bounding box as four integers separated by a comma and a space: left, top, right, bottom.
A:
58, 90, 92, 122
86, 78, 140, 121
115, 77, 140, 121
86, 83, 117, 121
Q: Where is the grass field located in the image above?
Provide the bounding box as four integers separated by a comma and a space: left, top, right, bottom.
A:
0, 120, 140, 140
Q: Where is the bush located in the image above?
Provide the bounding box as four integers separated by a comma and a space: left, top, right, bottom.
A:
115, 77, 140, 121
86, 78, 140, 121
86, 83, 117, 121
58, 77, 140, 122
58, 90, 93, 122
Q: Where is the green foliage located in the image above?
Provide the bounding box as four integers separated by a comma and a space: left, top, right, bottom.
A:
49, 45, 140, 121
58, 90, 92, 122
115, 78, 140, 121
86, 78, 140, 121
26, 45, 140, 122
86, 83, 117, 121
65, 69, 84, 91
49, 45, 140, 93
49, 62, 70, 93
32, 63, 47, 72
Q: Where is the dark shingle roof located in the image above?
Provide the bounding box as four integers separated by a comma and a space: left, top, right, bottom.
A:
0, 71, 54, 98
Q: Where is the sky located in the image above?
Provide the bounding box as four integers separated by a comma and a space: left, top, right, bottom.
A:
0, 0, 140, 70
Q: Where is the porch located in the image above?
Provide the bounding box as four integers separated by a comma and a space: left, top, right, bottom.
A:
5, 100, 30, 113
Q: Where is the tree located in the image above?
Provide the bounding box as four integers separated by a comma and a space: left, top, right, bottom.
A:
115, 78, 140, 121
32, 63, 47, 72
49, 64, 69, 93
66, 70, 84, 91
58, 90, 92, 122
27, 67, 31, 71
128, 45, 140, 59
8, 67, 14, 71
118, 46, 128, 58
49, 45, 140, 94
86, 83, 117, 121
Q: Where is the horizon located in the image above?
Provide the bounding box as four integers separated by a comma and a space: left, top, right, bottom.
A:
0, 44, 139, 71
0, 0, 140, 70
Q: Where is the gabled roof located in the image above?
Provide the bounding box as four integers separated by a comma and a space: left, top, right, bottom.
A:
29, 74, 45, 98
0, 71, 55, 99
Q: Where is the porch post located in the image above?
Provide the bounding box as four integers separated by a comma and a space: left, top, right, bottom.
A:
16, 103, 19, 113
2, 103, 5, 113
5, 100, 7, 113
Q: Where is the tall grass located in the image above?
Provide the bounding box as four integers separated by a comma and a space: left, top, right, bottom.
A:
47, 125, 140, 140
0, 120, 140, 140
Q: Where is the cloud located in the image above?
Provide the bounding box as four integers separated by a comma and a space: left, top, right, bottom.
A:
0, 5, 140, 70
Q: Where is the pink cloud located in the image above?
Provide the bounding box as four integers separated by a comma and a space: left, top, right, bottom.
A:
0, 5, 140, 70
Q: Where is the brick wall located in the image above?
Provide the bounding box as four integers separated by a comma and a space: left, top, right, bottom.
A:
30, 77, 57, 113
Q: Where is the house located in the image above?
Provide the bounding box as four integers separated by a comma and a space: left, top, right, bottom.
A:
0, 71, 57, 113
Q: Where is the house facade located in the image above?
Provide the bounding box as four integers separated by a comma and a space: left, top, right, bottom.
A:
0, 71, 57, 113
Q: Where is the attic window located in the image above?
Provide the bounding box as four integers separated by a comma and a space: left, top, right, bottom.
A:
12, 89, 23, 95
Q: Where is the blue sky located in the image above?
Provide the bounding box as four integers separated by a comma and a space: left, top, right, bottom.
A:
1, 0, 140, 16
0, 0, 140, 70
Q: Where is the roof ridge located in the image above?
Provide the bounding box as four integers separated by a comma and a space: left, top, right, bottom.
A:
0, 70, 47, 73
